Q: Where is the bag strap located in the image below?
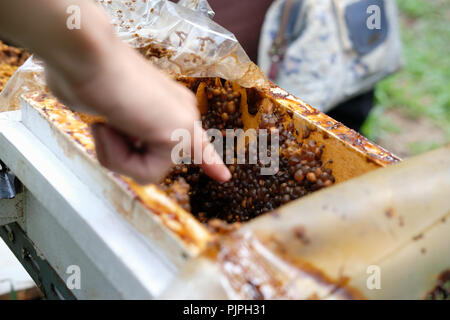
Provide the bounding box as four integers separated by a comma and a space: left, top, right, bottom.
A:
268, 0, 297, 80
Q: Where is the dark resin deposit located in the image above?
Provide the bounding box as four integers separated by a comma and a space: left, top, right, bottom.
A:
160, 79, 335, 223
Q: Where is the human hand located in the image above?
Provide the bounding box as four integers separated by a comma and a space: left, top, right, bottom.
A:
46, 45, 231, 184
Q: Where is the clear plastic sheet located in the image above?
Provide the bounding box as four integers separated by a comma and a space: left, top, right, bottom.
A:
0, 56, 45, 112
177, 0, 215, 18
96, 0, 267, 86
0, 0, 267, 112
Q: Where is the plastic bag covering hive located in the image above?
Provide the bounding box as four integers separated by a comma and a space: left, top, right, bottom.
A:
0, 56, 45, 112
0, 0, 267, 112
161, 146, 450, 299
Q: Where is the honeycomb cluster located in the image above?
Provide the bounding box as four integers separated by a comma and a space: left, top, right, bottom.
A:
161, 79, 335, 223
201, 81, 243, 130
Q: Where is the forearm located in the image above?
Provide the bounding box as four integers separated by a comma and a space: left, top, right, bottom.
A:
0, 0, 120, 84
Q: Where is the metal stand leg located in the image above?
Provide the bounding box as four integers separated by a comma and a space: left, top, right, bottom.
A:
0, 223, 76, 300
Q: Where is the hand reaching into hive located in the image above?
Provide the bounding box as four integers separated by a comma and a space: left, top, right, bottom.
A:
0, 0, 231, 184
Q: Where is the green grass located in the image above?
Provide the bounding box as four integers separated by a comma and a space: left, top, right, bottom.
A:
362, 0, 450, 153
408, 141, 444, 155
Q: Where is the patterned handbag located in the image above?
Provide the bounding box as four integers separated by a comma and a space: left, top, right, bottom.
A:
258, 0, 403, 112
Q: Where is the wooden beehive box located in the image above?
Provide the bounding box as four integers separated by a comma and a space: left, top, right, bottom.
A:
19, 77, 400, 268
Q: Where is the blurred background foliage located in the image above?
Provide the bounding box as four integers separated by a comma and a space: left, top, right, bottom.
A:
361, 0, 449, 158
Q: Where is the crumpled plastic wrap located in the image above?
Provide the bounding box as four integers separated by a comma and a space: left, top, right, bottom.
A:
96, 0, 267, 86
176, 0, 215, 18
161, 146, 450, 300
0, 0, 267, 112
